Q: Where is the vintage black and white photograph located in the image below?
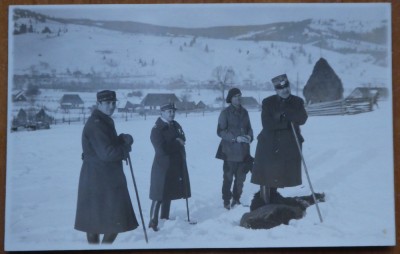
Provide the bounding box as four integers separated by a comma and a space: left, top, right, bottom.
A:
5, 3, 394, 251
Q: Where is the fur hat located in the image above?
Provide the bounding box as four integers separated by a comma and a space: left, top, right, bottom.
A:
97, 90, 117, 102
226, 88, 242, 103
271, 74, 290, 89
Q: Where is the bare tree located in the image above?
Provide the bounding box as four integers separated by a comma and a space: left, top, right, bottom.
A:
212, 66, 235, 109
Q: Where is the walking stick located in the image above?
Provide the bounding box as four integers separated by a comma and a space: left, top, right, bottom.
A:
127, 154, 149, 243
182, 171, 196, 224
184, 191, 192, 223
290, 122, 323, 223
180, 149, 197, 225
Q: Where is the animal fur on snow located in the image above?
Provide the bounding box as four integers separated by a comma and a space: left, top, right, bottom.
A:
240, 191, 325, 229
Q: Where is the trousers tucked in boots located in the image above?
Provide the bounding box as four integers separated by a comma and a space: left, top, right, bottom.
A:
149, 201, 161, 231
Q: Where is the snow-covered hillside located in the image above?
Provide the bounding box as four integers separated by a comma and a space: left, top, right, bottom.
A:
309, 18, 386, 34
5, 99, 395, 251
10, 8, 390, 96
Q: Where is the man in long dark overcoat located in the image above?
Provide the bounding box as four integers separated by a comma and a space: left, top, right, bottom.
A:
148, 102, 191, 231
75, 90, 138, 244
251, 74, 308, 204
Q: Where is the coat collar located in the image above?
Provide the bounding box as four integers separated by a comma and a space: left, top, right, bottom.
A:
227, 104, 243, 114
92, 109, 114, 125
155, 117, 173, 129
275, 94, 293, 103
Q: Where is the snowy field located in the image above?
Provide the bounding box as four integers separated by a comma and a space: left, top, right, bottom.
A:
6, 3, 394, 251
5, 99, 395, 251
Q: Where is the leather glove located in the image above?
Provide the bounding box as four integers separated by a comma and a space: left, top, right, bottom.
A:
273, 110, 285, 121
122, 145, 131, 162
120, 133, 134, 146
243, 135, 252, 143
236, 136, 249, 143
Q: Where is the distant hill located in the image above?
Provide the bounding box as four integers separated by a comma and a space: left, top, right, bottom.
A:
10, 8, 389, 93
13, 8, 388, 46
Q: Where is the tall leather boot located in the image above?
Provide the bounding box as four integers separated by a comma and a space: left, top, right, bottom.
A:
160, 200, 171, 220
149, 200, 161, 231
86, 233, 100, 244
270, 187, 283, 203
102, 233, 118, 244
260, 185, 270, 205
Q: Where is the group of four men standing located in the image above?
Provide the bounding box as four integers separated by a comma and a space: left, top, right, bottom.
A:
74, 73, 308, 244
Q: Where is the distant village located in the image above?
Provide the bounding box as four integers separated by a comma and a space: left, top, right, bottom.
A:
11, 90, 262, 131
10, 57, 388, 132
11, 86, 387, 132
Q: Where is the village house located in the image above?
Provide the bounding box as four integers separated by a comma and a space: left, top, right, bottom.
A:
59, 94, 84, 112
140, 93, 180, 110
12, 90, 27, 102
196, 101, 207, 110
241, 96, 260, 109
346, 87, 388, 101
118, 101, 141, 113
175, 101, 197, 111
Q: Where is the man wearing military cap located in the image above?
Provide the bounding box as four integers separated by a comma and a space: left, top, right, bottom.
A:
75, 90, 139, 244
251, 74, 308, 204
148, 102, 191, 231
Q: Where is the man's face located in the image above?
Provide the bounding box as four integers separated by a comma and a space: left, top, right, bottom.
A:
275, 86, 291, 99
161, 109, 175, 122
97, 100, 116, 116
231, 94, 242, 107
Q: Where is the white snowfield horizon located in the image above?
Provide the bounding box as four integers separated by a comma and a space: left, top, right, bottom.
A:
5, 99, 395, 251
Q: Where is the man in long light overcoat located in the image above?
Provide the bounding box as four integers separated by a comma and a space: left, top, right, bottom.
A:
148, 103, 191, 231
75, 90, 138, 244
251, 74, 308, 204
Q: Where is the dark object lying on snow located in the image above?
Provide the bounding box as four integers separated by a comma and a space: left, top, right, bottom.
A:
240, 191, 325, 229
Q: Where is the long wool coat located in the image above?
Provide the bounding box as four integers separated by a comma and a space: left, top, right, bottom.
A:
75, 109, 138, 234
149, 117, 191, 201
216, 104, 254, 162
251, 95, 308, 188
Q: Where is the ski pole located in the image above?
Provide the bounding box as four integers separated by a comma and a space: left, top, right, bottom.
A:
127, 154, 149, 243
290, 122, 323, 223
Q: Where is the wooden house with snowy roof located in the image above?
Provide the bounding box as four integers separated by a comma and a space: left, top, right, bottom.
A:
140, 93, 180, 110
60, 94, 84, 111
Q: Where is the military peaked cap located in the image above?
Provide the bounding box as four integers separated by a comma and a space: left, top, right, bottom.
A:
271, 74, 290, 89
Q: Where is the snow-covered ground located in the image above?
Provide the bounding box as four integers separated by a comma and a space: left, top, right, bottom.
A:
5, 99, 395, 251
6, 4, 393, 251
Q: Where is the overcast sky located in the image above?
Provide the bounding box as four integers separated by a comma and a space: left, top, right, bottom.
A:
13, 3, 390, 28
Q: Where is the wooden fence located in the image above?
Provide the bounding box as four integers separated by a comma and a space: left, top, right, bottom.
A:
53, 116, 83, 125
305, 97, 374, 116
